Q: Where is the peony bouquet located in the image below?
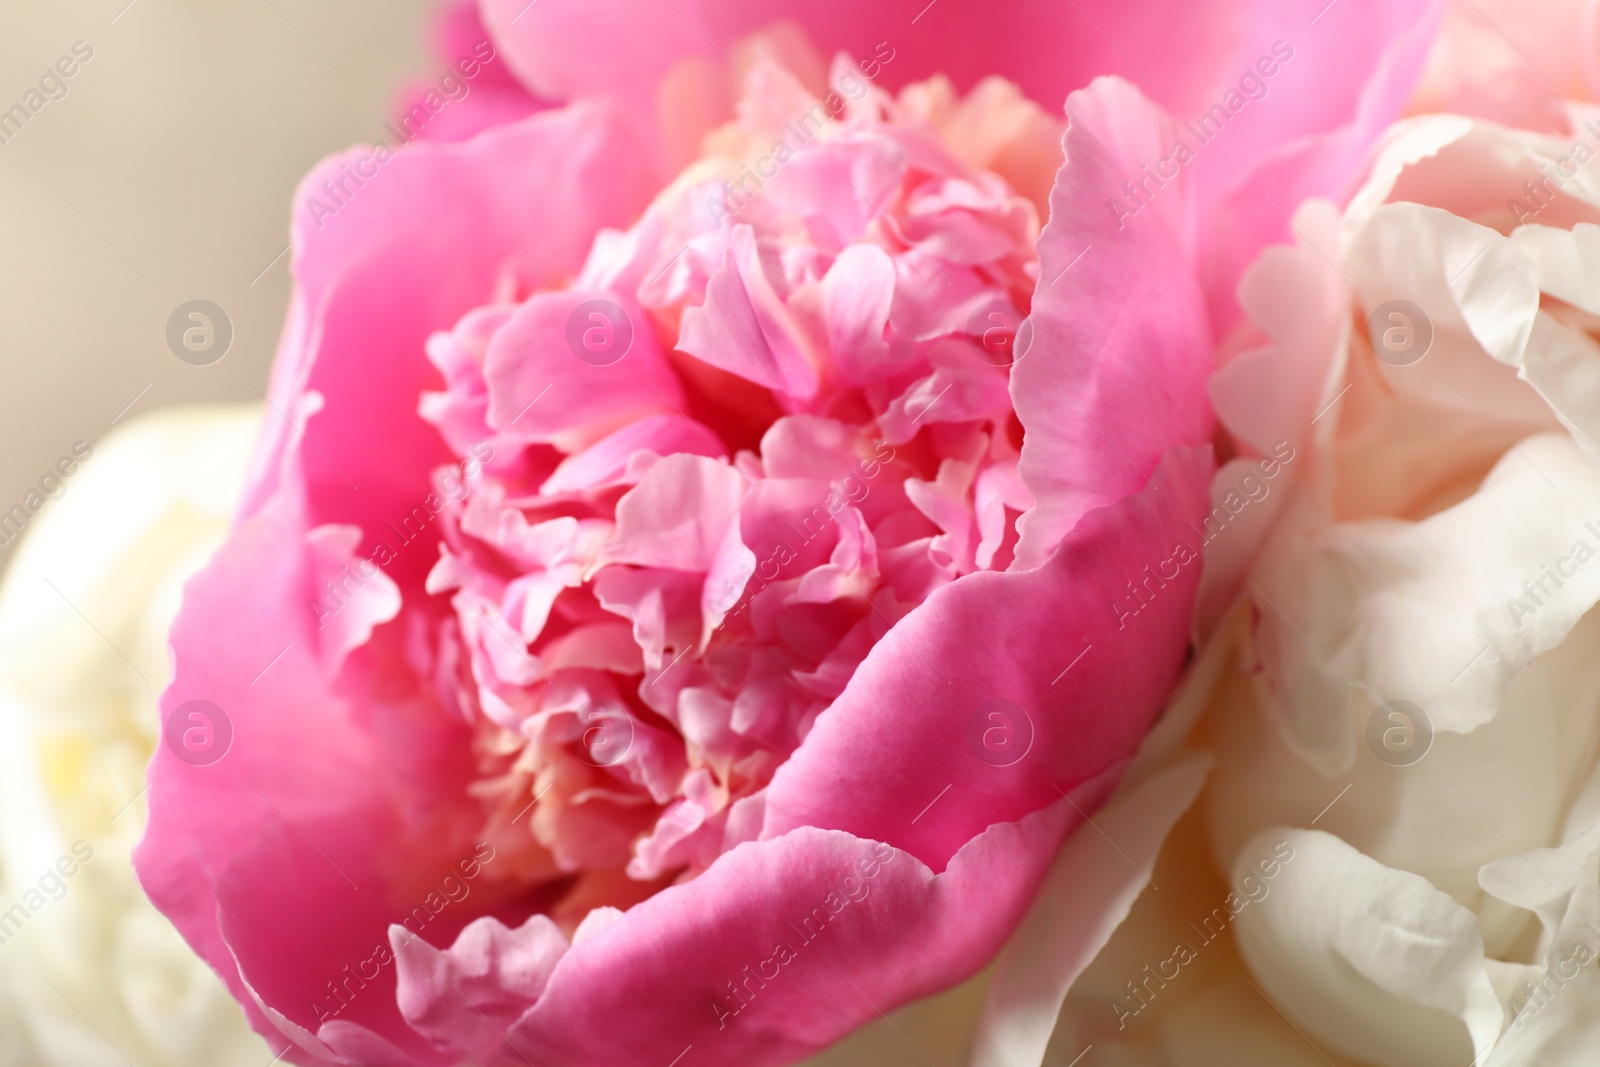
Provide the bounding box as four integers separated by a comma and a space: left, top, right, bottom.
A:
4, 0, 1600, 1064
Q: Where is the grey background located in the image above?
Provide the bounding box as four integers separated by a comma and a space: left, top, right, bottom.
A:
0, 0, 432, 567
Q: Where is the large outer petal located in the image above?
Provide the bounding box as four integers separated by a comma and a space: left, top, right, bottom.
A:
135, 104, 657, 1063
506, 809, 1073, 1066
481, 0, 1246, 133
240, 102, 657, 576
136, 488, 455, 1065
762, 445, 1214, 870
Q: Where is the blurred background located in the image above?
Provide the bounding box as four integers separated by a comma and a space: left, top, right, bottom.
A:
0, 3, 983, 1064
0, 0, 430, 571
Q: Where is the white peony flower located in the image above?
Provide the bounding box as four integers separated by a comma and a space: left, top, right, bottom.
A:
968, 107, 1600, 1067
0, 405, 272, 1067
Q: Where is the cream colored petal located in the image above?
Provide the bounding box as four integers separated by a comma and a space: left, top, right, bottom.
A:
1349, 202, 1542, 388
1345, 117, 1600, 244
1251, 434, 1600, 773
1231, 829, 1503, 1067
1511, 222, 1600, 316
1488, 992, 1600, 1067
1040, 794, 1355, 1067
1341, 115, 1474, 240
1155, 973, 1366, 1067
969, 754, 1211, 1067
1210, 606, 1600, 956
1510, 311, 1600, 458
0, 405, 271, 1067
1332, 200, 1558, 522
1477, 751, 1600, 1065
1200, 203, 1347, 639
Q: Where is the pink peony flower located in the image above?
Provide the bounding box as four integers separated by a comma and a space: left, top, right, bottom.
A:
135, 3, 1445, 1064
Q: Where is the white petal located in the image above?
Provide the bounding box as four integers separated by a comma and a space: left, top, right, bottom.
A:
969, 754, 1211, 1067
1510, 311, 1600, 460
1251, 434, 1600, 772
1478, 755, 1600, 1066
1210, 606, 1600, 955
1200, 202, 1347, 639
1348, 203, 1544, 404
1232, 829, 1503, 1067
1157, 972, 1367, 1067
1511, 222, 1600, 317
0, 405, 271, 1067
1341, 115, 1474, 241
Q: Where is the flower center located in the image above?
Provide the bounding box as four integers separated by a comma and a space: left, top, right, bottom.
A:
416, 48, 1052, 928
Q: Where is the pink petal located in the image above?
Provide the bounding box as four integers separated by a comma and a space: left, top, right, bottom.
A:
822, 244, 900, 384
306, 523, 402, 669
1011, 79, 1214, 571
419, 304, 508, 458
245, 103, 657, 581
394, 1, 544, 144
481, 0, 1249, 149
592, 565, 706, 670
484, 290, 684, 451
975, 461, 1032, 571
137, 495, 477, 1064
502, 801, 1078, 1065
904, 459, 980, 574
761, 133, 907, 252
604, 454, 749, 572
678, 225, 821, 397
1196, 0, 1446, 330
762, 445, 1214, 871
879, 359, 1013, 445
393, 915, 568, 1059
758, 415, 863, 480
540, 413, 726, 495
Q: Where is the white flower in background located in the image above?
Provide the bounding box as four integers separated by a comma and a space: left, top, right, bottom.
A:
967, 108, 1600, 1067
0, 405, 271, 1067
